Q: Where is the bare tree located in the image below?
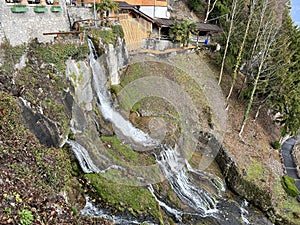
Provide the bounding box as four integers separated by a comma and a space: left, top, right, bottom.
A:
218, 0, 239, 85
226, 0, 257, 102
204, 0, 218, 23
239, 1, 279, 136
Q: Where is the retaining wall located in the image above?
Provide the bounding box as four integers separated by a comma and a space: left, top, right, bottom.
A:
0, 1, 69, 46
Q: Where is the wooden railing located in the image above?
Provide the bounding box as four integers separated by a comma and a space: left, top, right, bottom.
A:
43, 31, 83, 42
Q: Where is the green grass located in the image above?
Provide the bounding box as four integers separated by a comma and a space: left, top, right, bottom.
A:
246, 161, 265, 182
119, 62, 211, 129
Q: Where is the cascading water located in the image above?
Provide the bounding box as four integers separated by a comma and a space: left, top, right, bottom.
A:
81, 195, 156, 225
66, 39, 220, 221
68, 38, 273, 225
67, 140, 101, 173
155, 146, 218, 215
88, 39, 159, 149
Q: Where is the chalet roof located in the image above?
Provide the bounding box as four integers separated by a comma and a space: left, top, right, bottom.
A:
117, 1, 154, 23
154, 18, 222, 33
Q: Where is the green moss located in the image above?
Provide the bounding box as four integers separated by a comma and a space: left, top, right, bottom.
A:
281, 175, 299, 197
246, 161, 264, 181
84, 173, 163, 222
100, 135, 155, 165
110, 84, 123, 95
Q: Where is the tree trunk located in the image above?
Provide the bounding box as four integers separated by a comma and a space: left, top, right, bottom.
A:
239, 17, 276, 136
227, 0, 256, 101
218, 0, 238, 85
239, 69, 260, 136
204, 0, 218, 23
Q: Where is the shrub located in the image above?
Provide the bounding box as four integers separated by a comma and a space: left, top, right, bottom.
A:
272, 140, 281, 150
18, 209, 34, 225
112, 25, 124, 38
281, 175, 299, 197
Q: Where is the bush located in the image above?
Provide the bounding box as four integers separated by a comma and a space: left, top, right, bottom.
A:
272, 140, 281, 150
112, 25, 124, 38
18, 209, 34, 225
281, 175, 299, 197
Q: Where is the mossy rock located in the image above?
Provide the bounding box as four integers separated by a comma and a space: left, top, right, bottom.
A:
281, 175, 299, 197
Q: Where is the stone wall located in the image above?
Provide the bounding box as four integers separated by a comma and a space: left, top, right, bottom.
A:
0, 1, 69, 46
67, 6, 93, 26
142, 38, 180, 51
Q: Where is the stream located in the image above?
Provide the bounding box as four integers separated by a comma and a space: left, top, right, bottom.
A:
69, 39, 273, 224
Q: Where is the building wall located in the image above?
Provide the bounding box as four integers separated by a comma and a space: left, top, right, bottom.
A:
82, 0, 168, 7
114, 0, 168, 7
0, 1, 69, 46
140, 6, 169, 18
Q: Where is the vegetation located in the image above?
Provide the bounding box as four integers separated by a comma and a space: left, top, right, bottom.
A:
281, 175, 299, 197
33, 41, 89, 74
85, 173, 164, 223
271, 140, 281, 150
0, 92, 90, 224
100, 135, 155, 165
93, 0, 119, 19
187, 0, 204, 16
18, 209, 34, 225
214, 0, 300, 136
169, 20, 197, 47
91, 25, 124, 46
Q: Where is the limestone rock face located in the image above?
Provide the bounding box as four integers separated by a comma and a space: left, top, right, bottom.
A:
66, 59, 94, 112
105, 37, 129, 85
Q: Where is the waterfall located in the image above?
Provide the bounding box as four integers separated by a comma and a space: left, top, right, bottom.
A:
240, 200, 250, 225
67, 140, 101, 173
155, 146, 218, 216
68, 39, 220, 222
88, 39, 159, 149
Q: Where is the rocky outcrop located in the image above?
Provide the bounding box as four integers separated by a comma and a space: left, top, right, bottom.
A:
198, 131, 274, 213
20, 98, 61, 147
213, 132, 300, 225
105, 37, 129, 85
215, 144, 273, 210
